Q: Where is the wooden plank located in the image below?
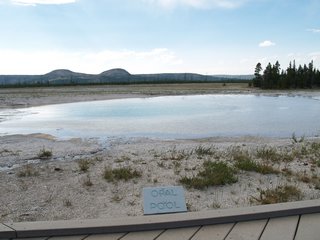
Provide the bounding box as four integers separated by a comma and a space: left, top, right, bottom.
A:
84, 233, 127, 240
8, 199, 320, 238
15, 238, 48, 240
260, 216, 299, 240
295, 213, 320, 240
191, 223, 234, 240
121, 230, 163, 240
156, 227, 200, 240
48, 235, 87, 239
225, 219, 267, 240
0, 223, 16, 239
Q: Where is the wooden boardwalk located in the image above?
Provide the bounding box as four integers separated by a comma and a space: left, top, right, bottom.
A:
1, 199, 320, 240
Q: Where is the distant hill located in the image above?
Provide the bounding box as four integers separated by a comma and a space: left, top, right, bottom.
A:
0, 68, 254, 86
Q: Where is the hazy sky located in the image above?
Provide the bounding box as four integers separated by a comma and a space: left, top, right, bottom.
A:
0, 0, 319, 75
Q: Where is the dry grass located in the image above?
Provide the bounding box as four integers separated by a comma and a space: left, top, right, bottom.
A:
17, 165, 39, 177
78, 159, 91, 172
251, 185, 302, 204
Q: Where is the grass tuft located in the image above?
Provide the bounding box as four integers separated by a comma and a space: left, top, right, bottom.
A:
38, 147, 52, 159
180, 161, 237, 190
234, 158, 259, 172
194, 146, 216, 156
17, 164, 39, 177
78, 159, 91, 172
256, 147, 280, 163
251, 185, 302, 204
233, 150, 279, 174
103, 167, 142, 182
63, 199, 72, 207
83, 174, 93, 187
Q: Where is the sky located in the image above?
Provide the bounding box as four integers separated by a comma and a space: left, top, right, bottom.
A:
0, 0, 319, 75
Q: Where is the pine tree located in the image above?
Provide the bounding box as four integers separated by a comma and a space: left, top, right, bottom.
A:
253, 62, 263, 87
253, 60, 320, 89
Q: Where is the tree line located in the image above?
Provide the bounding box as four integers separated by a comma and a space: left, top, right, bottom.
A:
252, 60, 320, 89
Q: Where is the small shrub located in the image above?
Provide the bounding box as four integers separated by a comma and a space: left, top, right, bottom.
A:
115, 155, 131, 163
256, 147, 280, 163
258, 164, 279, 174
161, 147, 190, 161
232, 149, 251, 163
299, 175, 311, 183
38, 147, 52, 159
311, 142, 320, 154
292, 133, 304, 144
78, 159, 90, 172
296, 171, 311, 183
83, 174, 93, 187
103, 167, 141, 182
17, 165, 39, 177
103, 167, 114, 181
251, 185, 302, 204
234, 154, 279, 175
235, 158, 259, 172
314, 180, 320, 190
194, 146, 216, 156
280, 152, 294, 163
63, 199, 72, 207
170, 149, 189, 161
282, 168, 293, 176
157, 161, 167, 168
179, 161, 237, 190
211, 201, 221, 209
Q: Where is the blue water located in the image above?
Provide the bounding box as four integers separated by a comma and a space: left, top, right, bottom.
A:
0, 94, 319, 139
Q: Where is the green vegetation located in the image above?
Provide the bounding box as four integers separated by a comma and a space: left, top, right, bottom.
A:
234, 155, 258, 171
310, 142, 320, 154
194, 145, 216, 156
103, 167, 142, 182
78, 159, 91, 172
256, 147, 280, 163
38, 147, 52, 159
252, 60, 320, 89
251, 185, 302, 204
170, 148, 189, 161
180, 161, 237, 190
233, 152, 279, 174
161, 147, 190, 161
292, 133, 305, 144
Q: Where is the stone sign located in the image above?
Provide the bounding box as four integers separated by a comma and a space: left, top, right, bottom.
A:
143, 186, 187, 215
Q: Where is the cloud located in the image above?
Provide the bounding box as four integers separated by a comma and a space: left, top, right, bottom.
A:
0, 48, 183, 75
11, 0, 76, 6
309, 52, 320, 61
307, 28, 320, 33
259, 40, 276, 47
142, 0, 251, 9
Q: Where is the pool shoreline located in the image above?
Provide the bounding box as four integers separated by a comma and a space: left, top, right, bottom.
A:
1, 86, 320, 223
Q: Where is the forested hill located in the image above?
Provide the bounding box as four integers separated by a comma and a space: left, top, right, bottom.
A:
0, 68, 253, 86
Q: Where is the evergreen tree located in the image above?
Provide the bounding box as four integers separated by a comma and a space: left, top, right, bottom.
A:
253, 60, 320, 89
253, 62, 263, 87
